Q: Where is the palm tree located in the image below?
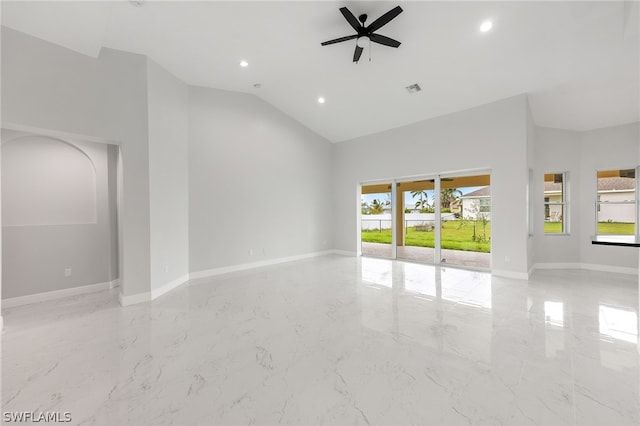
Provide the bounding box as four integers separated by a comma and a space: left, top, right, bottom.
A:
410, 190, 430, 210
369, 199, 386, 214
441, 188, 463, 209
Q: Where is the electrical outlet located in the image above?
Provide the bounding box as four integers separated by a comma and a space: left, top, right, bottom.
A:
64, 268, 72, 277
163, 266, 169, 273
248, 248, 253, 256
504, 255, 510, 262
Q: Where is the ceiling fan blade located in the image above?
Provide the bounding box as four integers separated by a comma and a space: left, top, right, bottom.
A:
366, 6, 403, 33
369, 33, 401, 48
353, 45, 364, 62
340, 7, 362, 32
321, 34, 358, 46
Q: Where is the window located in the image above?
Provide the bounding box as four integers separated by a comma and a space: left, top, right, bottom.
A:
479, 198, 491, 212
595, 169, 636, 235
544, 172, 568, 234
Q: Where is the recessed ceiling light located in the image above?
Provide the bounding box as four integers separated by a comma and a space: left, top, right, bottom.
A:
240, 60, 249, 68
318, 97, 326, 104
480, 21, 493, 33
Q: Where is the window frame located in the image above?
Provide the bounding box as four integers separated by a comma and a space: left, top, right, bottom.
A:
594, 167, 638, 237
544, 172, 569, 235
479, 198, 491, 213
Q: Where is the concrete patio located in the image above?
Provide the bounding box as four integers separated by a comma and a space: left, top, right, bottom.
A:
361, 242, 491, 269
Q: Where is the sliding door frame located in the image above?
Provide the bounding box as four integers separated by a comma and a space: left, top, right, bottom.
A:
439, 168, 492, 268
358, 178, 397, 259
359, 168, 491, 268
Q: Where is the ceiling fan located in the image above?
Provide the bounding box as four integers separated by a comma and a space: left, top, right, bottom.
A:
321, 6, 403, 63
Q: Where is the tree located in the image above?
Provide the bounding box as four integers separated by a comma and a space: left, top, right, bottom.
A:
410, 190, 430, 211
458, 200, 489, 242
440, 188, 462, 209
361, 201, 370, 215
369, 198, 388, 214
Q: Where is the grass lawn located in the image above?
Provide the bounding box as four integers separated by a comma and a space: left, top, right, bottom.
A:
543, 222, 634, 234
543, 222, 564, 233
362, 221, 491, 253
597, 222, 635, 235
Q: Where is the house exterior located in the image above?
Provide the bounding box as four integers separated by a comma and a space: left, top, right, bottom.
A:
545, 177, 635, 222
544, 181, 564, 221
460, 178, 635, 224
460, 187, 491, 220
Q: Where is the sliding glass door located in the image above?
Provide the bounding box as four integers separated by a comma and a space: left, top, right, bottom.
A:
395, 179, 436, 264
439, 174, 491, 269
361, 183, 393, 259
360, 172, 491, 270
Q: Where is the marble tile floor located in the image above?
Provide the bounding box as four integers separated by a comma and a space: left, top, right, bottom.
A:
1, 255, 638, 425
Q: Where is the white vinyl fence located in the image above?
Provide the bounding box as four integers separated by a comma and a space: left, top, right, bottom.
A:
361, 213, 457, 231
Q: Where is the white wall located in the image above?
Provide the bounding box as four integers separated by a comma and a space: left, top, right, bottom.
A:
2, 135, 97, 226
147, 59, 189, 292
526, 100, 536, 271
2, 27, 334, 304
1, 132, 117, 299
98, 47, 152, 299
1, 28, 103, 137
533, 127, 582, 264
188, 87, 333, 273
333, 95, 530, 277
1, 27, 152, 299
107, 145, 119, 280
578, 123, 639, 269
533, 122, 639, 270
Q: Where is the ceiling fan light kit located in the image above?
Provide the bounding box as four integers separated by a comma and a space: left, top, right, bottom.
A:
321, 6, 403, 63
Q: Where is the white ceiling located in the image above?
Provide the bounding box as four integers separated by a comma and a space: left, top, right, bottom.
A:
2, 1, 639, 142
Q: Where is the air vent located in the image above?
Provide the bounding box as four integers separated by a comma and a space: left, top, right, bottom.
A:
405, 83, 422, 94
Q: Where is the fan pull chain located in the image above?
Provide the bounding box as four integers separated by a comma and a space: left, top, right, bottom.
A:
369, 41, 372, 62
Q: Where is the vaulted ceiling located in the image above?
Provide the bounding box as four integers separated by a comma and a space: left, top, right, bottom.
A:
2, 1, 638, 142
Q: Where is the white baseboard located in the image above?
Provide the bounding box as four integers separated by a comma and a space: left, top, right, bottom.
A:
331, 249, 358, 257
118, 291, 151, 307
2, 251, 351, 309
151, 273, 190, 300
580, 263, 638, 275
492, 269, 530, 280
533, 262, 638, 276
534, 262, 582, 270
190, 250, 335, 280
2, 279, 120, 309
